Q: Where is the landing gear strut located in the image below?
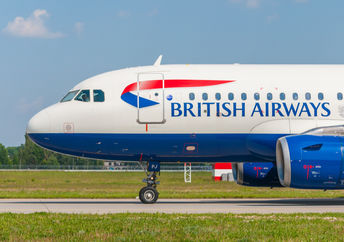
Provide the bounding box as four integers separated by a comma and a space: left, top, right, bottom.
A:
139, 161, 160, 204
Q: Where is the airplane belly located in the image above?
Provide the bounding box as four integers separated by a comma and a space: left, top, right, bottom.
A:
28, 132, 281, 162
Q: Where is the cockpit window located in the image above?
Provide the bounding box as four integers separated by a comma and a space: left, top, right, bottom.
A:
75, 90, 90, 102
60, 90, 79, 102
94, 90, 105, 102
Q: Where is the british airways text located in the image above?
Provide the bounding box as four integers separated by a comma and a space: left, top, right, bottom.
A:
171, 102, 331, 117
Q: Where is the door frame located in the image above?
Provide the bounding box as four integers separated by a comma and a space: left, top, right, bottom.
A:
136, 72, 166, 124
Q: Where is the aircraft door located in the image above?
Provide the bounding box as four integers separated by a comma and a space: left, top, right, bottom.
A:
137, 73, 165, 124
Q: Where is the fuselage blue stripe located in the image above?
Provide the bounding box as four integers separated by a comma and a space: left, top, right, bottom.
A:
28, 133, 286, 162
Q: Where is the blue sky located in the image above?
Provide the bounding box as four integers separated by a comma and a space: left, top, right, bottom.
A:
0, 0, 344, 146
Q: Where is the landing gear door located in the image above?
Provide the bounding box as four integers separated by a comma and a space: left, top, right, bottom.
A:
137, 73, 165, 124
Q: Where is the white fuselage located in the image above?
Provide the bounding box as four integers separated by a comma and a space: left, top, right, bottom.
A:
26, 64, 344, 162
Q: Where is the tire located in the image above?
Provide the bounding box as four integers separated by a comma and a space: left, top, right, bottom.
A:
139, 186, 159, 204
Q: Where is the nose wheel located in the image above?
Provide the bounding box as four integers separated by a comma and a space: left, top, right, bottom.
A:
138, 161, 160, 204
139, 186, 159, 204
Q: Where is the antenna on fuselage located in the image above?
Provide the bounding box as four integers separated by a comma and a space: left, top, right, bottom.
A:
153, 55, 163, 66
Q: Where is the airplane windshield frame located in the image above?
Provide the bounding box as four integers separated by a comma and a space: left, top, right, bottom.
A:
60, 90, 80, 102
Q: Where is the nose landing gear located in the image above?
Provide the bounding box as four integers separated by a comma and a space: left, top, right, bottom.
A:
139, 161, 160, 204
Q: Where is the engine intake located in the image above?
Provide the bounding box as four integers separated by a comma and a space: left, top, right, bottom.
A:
276, 137, 291, 187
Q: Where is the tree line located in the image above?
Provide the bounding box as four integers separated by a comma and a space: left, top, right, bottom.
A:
0, 135, 103, 168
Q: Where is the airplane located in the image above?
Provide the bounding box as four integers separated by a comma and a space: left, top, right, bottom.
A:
27, 55, 344, 203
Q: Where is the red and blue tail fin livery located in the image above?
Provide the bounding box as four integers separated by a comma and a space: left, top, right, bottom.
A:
121, 79, 234, 108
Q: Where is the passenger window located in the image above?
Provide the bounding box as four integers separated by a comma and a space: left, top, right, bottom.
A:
305, 92, 311, 100
215, 93, 221, 101
267, 93, 272, 100
61, 90, 79, 102
189, 93, 195, 101
241, 93, 247, 100
228, 93, 234, 100
254, 93, 260, 100
280, 93, 285, 101
202, 93, 208, 101
338, 92, 343, 100
293, 93, 298, 100
94, 90, 105, 102
75, 90, 90, 102
318, 92, 324, 100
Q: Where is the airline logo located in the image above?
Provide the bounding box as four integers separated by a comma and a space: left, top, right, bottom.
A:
171, 101, 331, 118
121, 79, 234, 108
121, 79, 331, 118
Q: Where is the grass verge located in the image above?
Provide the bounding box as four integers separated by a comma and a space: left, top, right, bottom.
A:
0, 171, 344, 198
0, 213, 344, 241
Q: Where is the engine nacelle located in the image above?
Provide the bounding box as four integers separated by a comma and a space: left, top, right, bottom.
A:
276, 134, 344, 189
232, 162, 281, 187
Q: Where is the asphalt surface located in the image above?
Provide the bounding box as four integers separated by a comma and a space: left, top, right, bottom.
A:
1, 198, 344, 213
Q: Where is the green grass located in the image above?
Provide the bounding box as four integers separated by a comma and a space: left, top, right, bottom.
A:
0, 171, 344, 198
0, 213, 344, 241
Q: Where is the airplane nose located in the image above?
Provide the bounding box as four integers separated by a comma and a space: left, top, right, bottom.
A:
26, 110, 51, 134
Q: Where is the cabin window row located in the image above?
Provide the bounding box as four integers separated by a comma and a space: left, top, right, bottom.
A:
188, 92, 343, 101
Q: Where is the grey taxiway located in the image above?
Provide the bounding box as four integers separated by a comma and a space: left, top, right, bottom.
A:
1, 198, 344, 214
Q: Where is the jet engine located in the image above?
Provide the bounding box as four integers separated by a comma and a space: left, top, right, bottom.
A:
276, 126, 344, 189
232, 162, 281, 187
